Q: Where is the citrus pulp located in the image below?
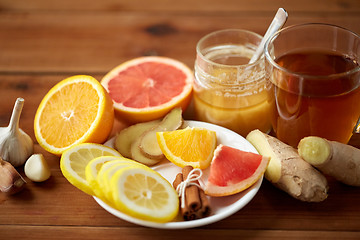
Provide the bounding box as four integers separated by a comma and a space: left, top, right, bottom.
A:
96, 158, 146, 202
34, 75, 114, 155
156, 127, 217, 169
101, 56, 194, 123
85, 155, 124, 198
110, 165, 179, 222
60, 143, 121, 195
205, 144, 269, 197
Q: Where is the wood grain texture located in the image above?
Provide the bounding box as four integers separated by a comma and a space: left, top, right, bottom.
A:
0, 0, 359, 13
1, 225, 360, 240
0, 8, 359, 73
0, 1, 359, 239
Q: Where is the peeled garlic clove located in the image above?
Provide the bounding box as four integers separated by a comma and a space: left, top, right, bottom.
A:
24, 154, 51, 182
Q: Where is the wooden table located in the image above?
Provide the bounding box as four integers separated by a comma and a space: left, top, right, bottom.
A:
1, 1, 360, 239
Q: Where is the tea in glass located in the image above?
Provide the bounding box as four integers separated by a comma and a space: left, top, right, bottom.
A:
265, 23, 360, 147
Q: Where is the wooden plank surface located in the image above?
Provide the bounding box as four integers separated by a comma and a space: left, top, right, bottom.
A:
0, 0, 359, 13
0, 3, 360, 73
0, 0, 360, 239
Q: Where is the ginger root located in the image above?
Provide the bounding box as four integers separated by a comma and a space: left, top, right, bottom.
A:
246, 130, 328, 202
298, 136, 360, 186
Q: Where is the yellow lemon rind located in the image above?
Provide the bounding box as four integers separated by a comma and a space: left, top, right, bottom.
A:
98, 159, 147, 202
110, 166, 179, 223
85, 155, 124, 198
60, 143, 121, 196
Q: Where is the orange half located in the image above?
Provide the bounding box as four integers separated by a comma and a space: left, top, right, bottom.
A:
34, 75, 114, 155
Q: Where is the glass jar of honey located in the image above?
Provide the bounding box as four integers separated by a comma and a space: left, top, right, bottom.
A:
193, 29, 272, 137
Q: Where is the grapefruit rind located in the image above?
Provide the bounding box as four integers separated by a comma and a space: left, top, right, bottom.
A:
101, 56, 194, 123
205, 144, 270, 197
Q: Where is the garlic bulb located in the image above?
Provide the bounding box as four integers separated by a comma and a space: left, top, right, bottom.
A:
0, 98, 33, 167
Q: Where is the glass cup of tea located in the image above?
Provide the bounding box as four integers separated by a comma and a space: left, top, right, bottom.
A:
264, 23, 360, 147
193, 29, 272, 137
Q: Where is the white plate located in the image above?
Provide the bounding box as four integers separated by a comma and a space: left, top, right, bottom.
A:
95, 120, 262, 229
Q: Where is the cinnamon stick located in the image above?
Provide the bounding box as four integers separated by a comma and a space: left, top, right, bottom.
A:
182, 166, 201, 212
172, 173, 196, 221
198, 189, 211, 217
172, 166, 212, 221
183, 165, 211, 217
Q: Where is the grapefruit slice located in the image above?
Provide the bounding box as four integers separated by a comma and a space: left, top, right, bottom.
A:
101, 56, 194, 123
205, 144, 270, 197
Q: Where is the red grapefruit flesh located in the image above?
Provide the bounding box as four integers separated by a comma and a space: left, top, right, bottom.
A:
205, 144, 270, 197
101, 56, 194, 123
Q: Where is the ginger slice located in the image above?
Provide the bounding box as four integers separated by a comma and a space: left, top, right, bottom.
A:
298, 136, 360, 186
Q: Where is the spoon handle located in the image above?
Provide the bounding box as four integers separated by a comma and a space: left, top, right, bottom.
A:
248, 8, 288, 64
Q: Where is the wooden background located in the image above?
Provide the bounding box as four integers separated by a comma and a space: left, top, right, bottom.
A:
0, 0, 360, 239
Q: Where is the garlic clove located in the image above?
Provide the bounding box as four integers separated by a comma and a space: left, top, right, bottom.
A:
0, 98, 34, 167
0, 157, 26, 194
24, 154, 51, 182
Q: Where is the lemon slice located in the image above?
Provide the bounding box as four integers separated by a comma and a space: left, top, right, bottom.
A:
60, 143, 121, 195
110, 166, 179, 222
85, 156, 123, 198
97, 158, 145, 202
157, 127, 217, 169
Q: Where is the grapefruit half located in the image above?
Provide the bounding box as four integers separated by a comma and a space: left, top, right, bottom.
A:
205, 144, 270, 197
101, 56, 194, 123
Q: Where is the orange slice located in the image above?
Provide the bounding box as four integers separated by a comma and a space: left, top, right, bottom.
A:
101, 56, 194, 123
156, 127, 217, 169
34, 75, 114, 155
205, 144, 270, 197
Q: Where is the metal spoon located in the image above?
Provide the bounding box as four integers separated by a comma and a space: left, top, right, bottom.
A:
248, 8, 288, 64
